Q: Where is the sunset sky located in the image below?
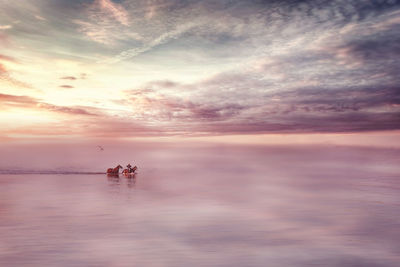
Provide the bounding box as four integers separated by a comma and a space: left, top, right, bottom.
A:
1, 0, 400, 142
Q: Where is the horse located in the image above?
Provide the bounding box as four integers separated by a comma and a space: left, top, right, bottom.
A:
122, 164, 137, 175
122, 164, 131, 175
130, 166, 137, 173
107, 164, 122, 174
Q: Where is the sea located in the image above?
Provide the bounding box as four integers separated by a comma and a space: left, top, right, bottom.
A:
0, 143, 399, 266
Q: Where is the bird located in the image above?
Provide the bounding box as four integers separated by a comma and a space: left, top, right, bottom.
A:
97, 145, 104, 151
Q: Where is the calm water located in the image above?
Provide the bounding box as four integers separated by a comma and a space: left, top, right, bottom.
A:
0, 145, 399, 266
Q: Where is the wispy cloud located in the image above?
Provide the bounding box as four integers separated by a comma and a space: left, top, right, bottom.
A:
60, 76, 77, 80
97, 0, 129, 26
0, 63, 6, 73
0, 74, 32, 89
104, 22, 198, 63
59, 85, 74, 88
0, 54, 17, 62
34, 15, 46, 21
0, 54, 33, 89
0, 93, 36, 105
74, 0, 134, 45
36, 103, 95, 116
0, 93, 97, 116
0, 25, 12, 30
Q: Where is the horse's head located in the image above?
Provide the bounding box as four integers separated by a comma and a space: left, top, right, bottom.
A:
117, 164, 123, 169
127, 164, 132, 168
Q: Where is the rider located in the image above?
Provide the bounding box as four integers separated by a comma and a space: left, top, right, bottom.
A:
126, 164, 135, 173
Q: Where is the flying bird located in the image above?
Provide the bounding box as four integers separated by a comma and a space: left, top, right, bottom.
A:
97, 145, 104, 151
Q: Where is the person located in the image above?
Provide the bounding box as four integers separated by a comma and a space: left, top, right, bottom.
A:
126, 164, 135, 173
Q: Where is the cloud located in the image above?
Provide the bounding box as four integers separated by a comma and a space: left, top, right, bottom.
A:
0, 32, 9, 46
34, 15, 46, 21
0, 54, 35, 89
102, 21, 198, 63
60, 76, 77, 80
0, 54, 17, 62
36, 103, 96, 116
1, 0, 400, 138
0, 92, 165, 138
0, 63, 6, 73
0, 93, 97, 117
0, 74, 33, 88
72, 0, 400, 63
74, 0, 135, 45
263, 86, 400, 113
342, 35, 400, 62
97, 0, 129, 26
121, 86, 244, 124
0, 61, 33, 89
60, 74, 88, 80
118, 73, 400, 135
0, 93, 36, 105
0, 25, 12, 30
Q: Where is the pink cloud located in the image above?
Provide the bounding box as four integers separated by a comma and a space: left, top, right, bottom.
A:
0, 54, 17, 62
0, 63, 6, 73
0, 68, 32, 89
0, 57, 33, 89
97, 0, 129, 26
0, 93, 36, 105
74, 0, 132, 45
0, 93, 98, 117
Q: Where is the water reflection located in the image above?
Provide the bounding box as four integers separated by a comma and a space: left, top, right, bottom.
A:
126, 174, 136, 188
107, 173, 136, 188
107, 173, 120, 187
0, 145, 399, 266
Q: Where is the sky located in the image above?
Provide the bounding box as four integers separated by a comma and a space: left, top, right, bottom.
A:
0, 0, 400, 143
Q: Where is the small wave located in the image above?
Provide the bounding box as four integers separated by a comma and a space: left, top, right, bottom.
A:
0, 170, 105, 175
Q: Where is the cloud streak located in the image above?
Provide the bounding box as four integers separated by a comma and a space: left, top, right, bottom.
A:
59, 85, 74, 88
74, 0, 134, 45
0, 25, 12, 30
0, 93, 97, 116
60, 76, 77, 80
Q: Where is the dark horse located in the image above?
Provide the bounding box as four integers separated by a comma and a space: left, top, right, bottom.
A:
107, 164, 122, 174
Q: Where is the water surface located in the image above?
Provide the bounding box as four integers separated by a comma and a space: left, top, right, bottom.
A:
0, 145, 399, 266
